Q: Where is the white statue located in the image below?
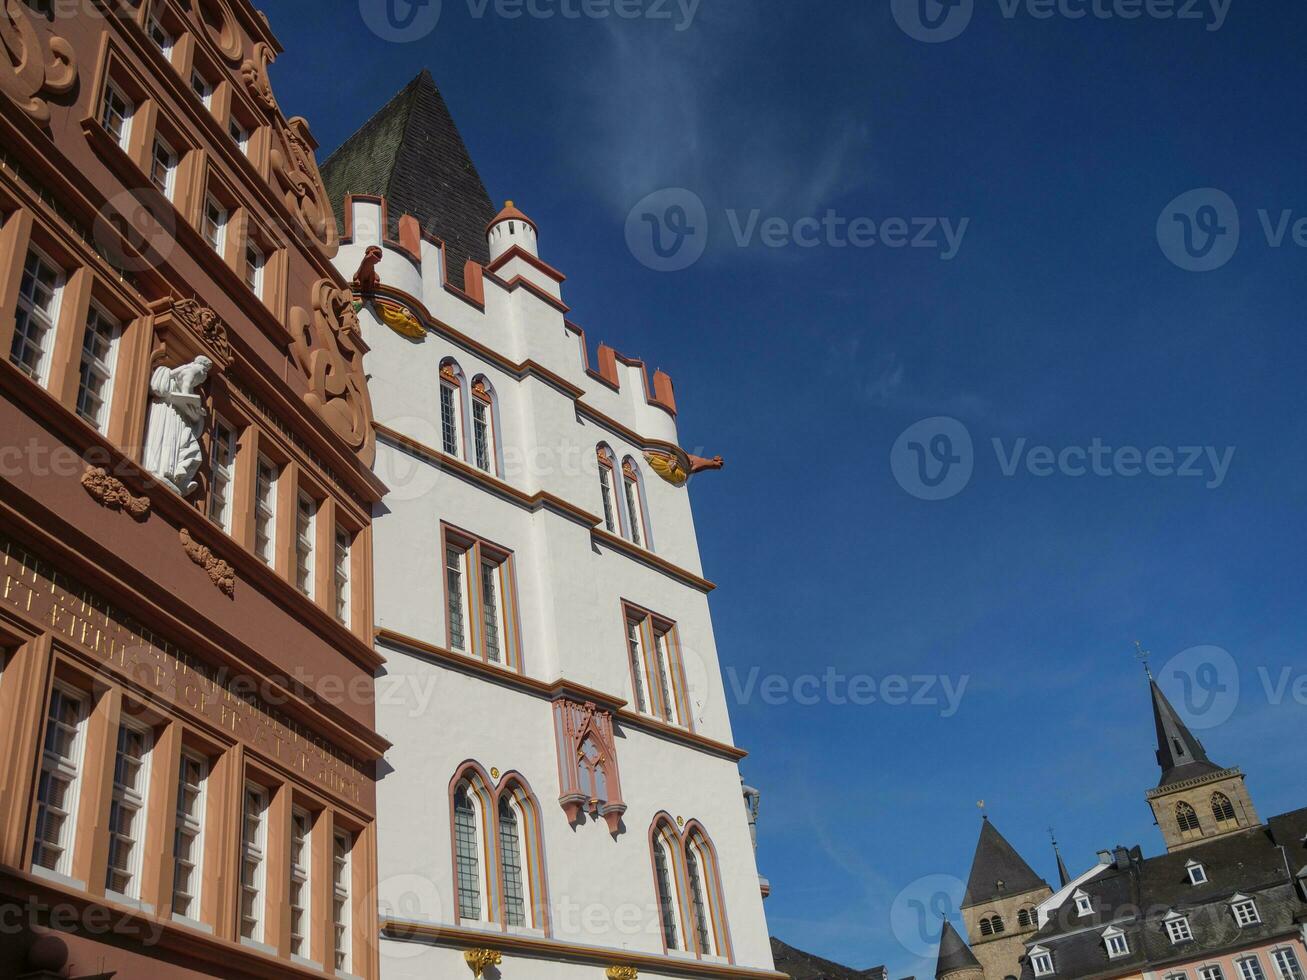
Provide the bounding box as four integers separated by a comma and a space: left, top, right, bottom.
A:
143, 356, 213, 496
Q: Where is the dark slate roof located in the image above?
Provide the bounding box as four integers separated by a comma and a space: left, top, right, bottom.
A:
770, 938, 884, 980
1151, 679, 1224, 787
320, 70, 494, 289
965, 819, 1050, 907
936, 920, 981, 979
1022, 812, 1307, 980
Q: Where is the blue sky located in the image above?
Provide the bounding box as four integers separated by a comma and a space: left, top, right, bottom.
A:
264, 1, 1307, 974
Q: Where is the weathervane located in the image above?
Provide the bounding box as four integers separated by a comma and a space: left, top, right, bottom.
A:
1134, 640, 1153, 680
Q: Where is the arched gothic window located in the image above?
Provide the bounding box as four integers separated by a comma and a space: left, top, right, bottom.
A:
597, 446, 620, 534
1211, 792, 1238, 828
439, 359, 465, 458
470, 376, 499, 475
621, 457, 652, 550
1176, 801, 1202, 838
649, 816, 733, 961
450, 766, 548, 932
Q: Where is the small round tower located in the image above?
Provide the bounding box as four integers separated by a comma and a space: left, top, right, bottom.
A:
487, 200, 539, 262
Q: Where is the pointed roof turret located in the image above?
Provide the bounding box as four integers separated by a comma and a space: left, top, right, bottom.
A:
1053, 837, 1071, 888
963, 818, 1048, 907
936, 920, 982, 979
321, 70, 495, 288
1151, 679, 1223, 787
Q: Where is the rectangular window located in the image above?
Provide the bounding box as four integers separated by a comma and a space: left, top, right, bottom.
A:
626, 619, 648, 712
1273, 951, 1304, 980
254, 458, 278, 564
229, 119, 251, 154
1167, 917, 1193, 943
599, 464, 617, 533
333, 831, 352, 973
105, 720, 152, 898
239, 784, 267, 943
480, 556, 505, 664
100, 82, 133, 149
171, 750, 207, 920
624, 473, 645, 547
295, 493, 316, 598
445, 545, 468, 651
440, 382, 460, 456
150, 136, 178, 199
1105, 933, 1129, 958
10, 249, 62, 384
190, 69, 213, 108
146, 15, 173, 57
32, 685, 86, 877
76, 305, 120, 432
289, 808, 312, 959
1241, 960, 1269, 980
244, 242, 265, 297
1233, 899, 1261, 926
334, 529, 352, 626
625, 609, 684, 726
1203, 967, 1229, 980
472, 398, 493, 472
1188, 863, 1208, 885
1032, 954, 1054, 977
207, 419, 237, 532
202, 196, 227, 254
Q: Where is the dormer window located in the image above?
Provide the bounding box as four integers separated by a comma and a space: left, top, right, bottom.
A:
1187, 860, 1208, 885
1165, 911, 1194, 944
1103, 927, 1130, 959
1031, 946, 1054, 977
1230, 895, 1260, 927
1073, 889, 1093, 916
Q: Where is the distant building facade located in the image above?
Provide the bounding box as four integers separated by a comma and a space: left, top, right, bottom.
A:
320, 73, 777, 979
0, 2, 386, 978
936, 679, 1307, 980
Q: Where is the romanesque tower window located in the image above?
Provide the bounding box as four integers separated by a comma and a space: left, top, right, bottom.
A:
76, 304, 120, 432
980, 914, 1006, 935
11, 248, 63, 385
1018, 907, 1039, 928
32, 683, 87, 879
105, 718, 153, 900
1176, 801, 1202, 840
1211, 792, 1238, 830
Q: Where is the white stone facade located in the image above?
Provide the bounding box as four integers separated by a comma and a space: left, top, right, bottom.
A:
334, 198, 776, 978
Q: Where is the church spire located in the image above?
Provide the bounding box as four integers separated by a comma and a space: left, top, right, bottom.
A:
936, 920, 982, 980
963, 817, 1049, 907
1150, 678, 1223, 787
1050, 829, 1071, 888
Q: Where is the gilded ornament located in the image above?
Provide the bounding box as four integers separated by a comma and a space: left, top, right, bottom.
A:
376, 301, 424, 340
464, 948, 502, 977
607, 968, 639, 980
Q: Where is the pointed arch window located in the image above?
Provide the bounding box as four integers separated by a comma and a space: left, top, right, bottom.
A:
649, 817, 734, 961
1176, 801, 1202, 839
450, 767, 549, 933
1211, 792, 1238, 829
439, 361, 464, 458
470, 377, 499, 475
597, 446, 620, 534
621, 457, 652, 550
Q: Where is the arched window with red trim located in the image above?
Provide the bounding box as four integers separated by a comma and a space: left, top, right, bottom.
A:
470, 375, 500, 476
439, 358, 466, 459
649, 815, 734, 962
621, 456, 652, 550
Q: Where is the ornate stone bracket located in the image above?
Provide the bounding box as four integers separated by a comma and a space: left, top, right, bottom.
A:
0, 0, 78, 126
179, 528, 235, 598
81, 468, 150, 521
607, 968, 640, 980
171, 298, 231, 364
645, 449, 725, 488
375, 300, 423, 340
464, 948, 502, 978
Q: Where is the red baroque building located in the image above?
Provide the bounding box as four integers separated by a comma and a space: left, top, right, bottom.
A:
0, 1, 387, 977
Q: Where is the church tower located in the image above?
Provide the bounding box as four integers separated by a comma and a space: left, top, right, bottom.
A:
1144, 678, 1260, 852
961, 818, 1053, 980
937, 920, 985, 980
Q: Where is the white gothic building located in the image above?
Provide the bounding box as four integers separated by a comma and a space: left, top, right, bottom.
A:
320, 72, 779, 979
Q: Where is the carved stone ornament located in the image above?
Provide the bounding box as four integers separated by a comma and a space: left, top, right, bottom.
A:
81, 468, 150, 521
179, 528, 235, 597
270, 115, 338, 258
644, 450, 688, 487
463, 948, 502, 978
376, 300, 424, 340
172, 298, 231, 362
607, 968, 640, 980
239, 41, 278, 113
289, 279, 376, 467
0, 0, 78, 126
143, 356, 214, 497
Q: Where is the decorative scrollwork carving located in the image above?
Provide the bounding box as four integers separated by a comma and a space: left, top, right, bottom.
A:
289, 279, 376, 467
0, 0, 78, 126
271, 115, 338, 258
239, 41, 278, 113
179, 528, 235, 598
81, 468, 150, 521
172, 298, 230, 362
464, 948, 502, 978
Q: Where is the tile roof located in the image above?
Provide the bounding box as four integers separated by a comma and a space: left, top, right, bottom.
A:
937, 920, 982, 978
1151, 679, 1225, 787
320, 70, 495, 289
770, 937, 885, 980
965, 819, 1050, 907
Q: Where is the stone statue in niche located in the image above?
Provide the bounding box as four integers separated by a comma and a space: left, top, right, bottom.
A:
143, 356, 213, 496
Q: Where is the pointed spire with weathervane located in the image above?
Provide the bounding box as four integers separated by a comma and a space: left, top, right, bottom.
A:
1050, 828, 1071, 888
